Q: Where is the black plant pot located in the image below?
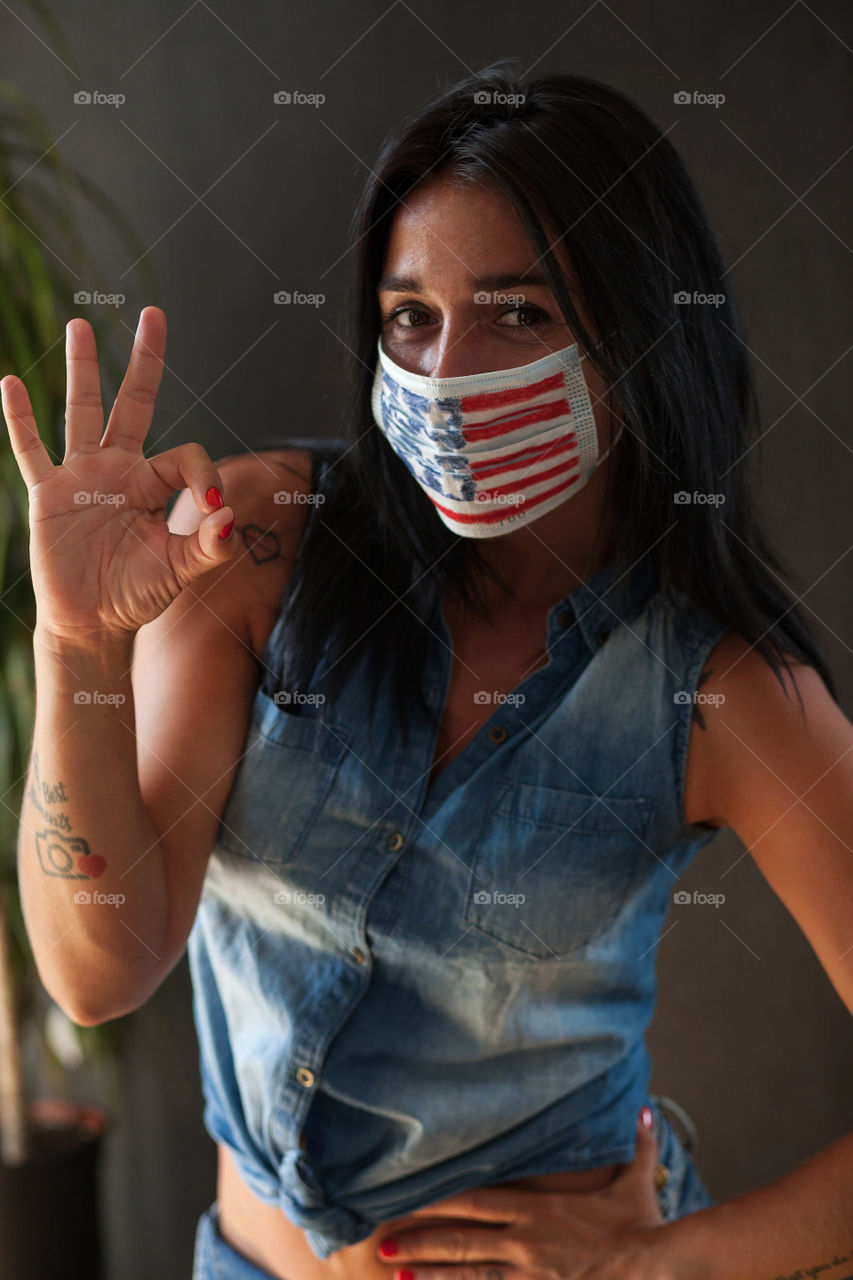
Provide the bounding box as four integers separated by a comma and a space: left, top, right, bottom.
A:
0, 1097, 110, 1280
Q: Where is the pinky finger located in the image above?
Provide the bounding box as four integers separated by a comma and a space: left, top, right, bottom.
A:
0, 375, 56, 490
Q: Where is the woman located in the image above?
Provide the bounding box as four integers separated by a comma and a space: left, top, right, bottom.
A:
6, 62, 853, 1280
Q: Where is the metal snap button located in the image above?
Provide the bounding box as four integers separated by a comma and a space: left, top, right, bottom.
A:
488, 725, 508, 744
387, 831, 404, 851
352, 947, 366, 964
296, 1067, 315, 1088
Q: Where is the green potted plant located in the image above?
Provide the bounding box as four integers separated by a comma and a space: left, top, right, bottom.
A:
0, 4, 159, 1274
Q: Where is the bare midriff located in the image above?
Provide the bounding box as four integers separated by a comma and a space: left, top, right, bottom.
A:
216, 1141, 622, 1280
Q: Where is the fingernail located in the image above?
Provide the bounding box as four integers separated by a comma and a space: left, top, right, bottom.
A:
395, 1271, 415, 1280
206, 486, 224, 509
378, 1239, 399, 1258
219, 518, 234, 540
640, 1105, 654, 1130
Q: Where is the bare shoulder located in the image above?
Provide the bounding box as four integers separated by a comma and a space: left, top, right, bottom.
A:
225, 447, 316, 660
684, 628, 835, 830
170, 446, 315, 661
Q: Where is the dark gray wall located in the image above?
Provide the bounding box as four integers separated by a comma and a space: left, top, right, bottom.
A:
4, 2, 852, 1277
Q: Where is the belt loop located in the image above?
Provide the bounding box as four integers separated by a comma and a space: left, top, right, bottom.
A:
653, 1093, 699, 1154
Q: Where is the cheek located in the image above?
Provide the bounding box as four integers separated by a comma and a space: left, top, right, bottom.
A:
583, 364, 627, 444
581, 362, 609, 411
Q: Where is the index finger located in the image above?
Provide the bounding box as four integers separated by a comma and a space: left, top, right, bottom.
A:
403, 1185, 524, 1222
1, 374, 55, 491
101, 306, 167, 452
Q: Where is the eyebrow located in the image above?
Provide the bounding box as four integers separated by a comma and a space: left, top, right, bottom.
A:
377, 269, 555, 293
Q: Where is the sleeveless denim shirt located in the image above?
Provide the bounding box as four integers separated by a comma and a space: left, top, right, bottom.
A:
186, 442, 729, 1260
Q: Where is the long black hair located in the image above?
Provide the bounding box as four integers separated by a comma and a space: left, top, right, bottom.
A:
257, 59, 839, 748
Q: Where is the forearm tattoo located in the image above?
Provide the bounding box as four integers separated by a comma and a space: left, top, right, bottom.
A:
28, 752, 104, 880
765, 1251, 853, 1279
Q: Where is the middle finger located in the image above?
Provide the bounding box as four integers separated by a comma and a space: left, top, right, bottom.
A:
101, 305, 167, 452
378, 1223, 518, 1270
64, 317, 104, 458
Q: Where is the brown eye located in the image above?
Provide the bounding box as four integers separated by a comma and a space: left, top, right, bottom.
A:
500, 305, 549, 328
381, 306, 429, 328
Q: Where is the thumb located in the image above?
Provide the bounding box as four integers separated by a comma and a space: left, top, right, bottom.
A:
612, 1106, 660, 1186
633, 1106, 661, 1175
168, 503, 238, 590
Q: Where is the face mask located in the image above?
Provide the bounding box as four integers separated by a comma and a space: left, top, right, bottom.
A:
370, 335, 623, 537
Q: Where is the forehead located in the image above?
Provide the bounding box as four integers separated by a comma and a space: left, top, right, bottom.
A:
380, 174, 575, 285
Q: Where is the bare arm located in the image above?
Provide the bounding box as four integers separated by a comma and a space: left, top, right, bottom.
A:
18, 627, 169, 1024
629, 1128, 853, 1279
17, 448, 311, 1025
640, 632, 853, 1279
130, 447, 311, 996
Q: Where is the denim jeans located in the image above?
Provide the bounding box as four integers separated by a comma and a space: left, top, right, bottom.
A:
192, 1092, 713, 1278
647, 1092, 714, 1221
192, 1199, 279, 1280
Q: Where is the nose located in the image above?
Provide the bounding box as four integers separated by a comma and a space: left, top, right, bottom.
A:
426, 322, 490, 379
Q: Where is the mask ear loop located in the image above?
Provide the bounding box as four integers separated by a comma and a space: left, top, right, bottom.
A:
576, 342, 624, 590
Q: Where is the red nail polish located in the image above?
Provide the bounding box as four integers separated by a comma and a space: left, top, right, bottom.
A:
378, 1239, 399, 1258
206, 486, 224, 509
395, 1271, 415, 1280
640, 1105, 654, 1130
219, 518, 234, 540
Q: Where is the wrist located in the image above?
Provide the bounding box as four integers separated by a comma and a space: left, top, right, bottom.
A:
34, 620, 136, 662
615, 1218, 714, 1280
599, 1225, 685, 1280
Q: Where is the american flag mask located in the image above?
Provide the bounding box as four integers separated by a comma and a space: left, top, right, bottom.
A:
370, 336, 622, 538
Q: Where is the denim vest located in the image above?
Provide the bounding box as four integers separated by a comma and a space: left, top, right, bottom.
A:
187, 448, 728, 1259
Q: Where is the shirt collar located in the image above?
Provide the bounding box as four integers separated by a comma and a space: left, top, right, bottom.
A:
548, 551, 660, 656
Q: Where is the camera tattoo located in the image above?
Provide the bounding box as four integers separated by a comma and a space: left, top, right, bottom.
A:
28, 752, 105, 880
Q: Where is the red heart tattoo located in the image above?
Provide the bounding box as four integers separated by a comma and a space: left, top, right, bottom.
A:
77, 854, 106, 879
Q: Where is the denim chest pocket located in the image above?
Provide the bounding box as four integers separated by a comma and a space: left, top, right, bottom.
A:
463, 778, 656, 961
215, 689, 351, 872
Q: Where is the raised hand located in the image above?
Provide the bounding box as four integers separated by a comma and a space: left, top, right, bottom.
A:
1, 306, 238, 643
